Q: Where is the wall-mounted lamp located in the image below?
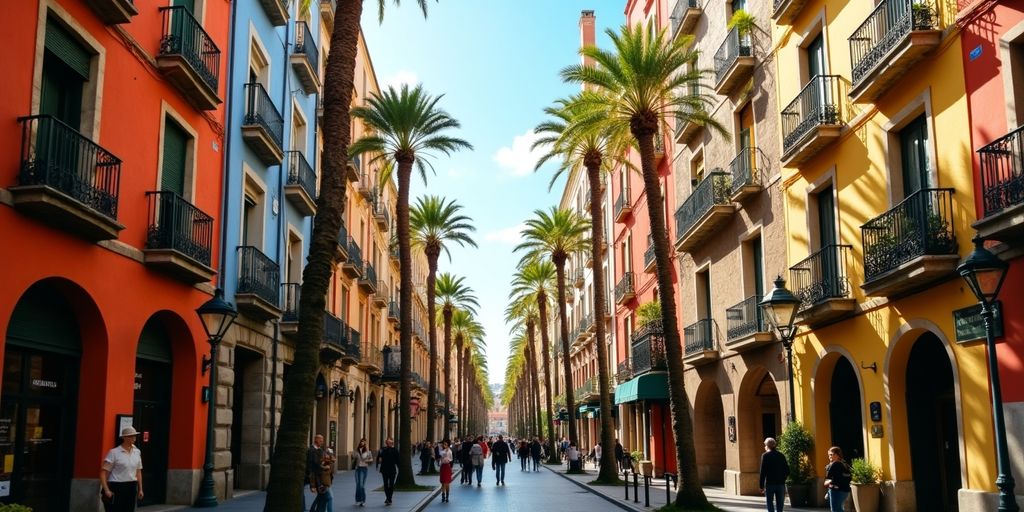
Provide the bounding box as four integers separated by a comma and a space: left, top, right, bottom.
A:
331, 380, 355, 402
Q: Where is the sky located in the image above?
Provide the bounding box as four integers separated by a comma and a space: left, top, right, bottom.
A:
361, 1, 624, 386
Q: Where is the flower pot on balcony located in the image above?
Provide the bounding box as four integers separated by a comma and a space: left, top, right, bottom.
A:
851, 482, 880, 512
640, 460, 654, 477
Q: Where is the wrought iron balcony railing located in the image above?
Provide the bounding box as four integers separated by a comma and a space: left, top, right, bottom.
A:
346, 328, 361, 359
674, 171, 732, 242
614, 272, 635, 302
286, 150, 317, 201
728, 147, 763, 195
281, 283, 300, 322
849, 0, 939, 86
293, 21, 318, 79
324, 312, 344, 347
237, 246, 280, 307
631, 319, 666, 375
726, 295, 764, 340
145, 191, 213, 265
158, 6, 220, 92
683, 319, 716, 355
388, 300, 400, 321
790, 244, 853, 309
714, 26, 752, 86
978, 124, 1024, 218
781, 75, 842, 154
347, 236, 363, 269
614, 187, 631, 220
336, 222, 348, 255
670, 0, 700, 38
616, 359, 633, 383
17, 115, 121, 219
362, 263, 377, 284
861, 188, 956, 281
243, 82, 284, 150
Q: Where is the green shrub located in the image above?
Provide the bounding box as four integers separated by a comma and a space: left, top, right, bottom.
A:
630, 450, 644, 462
727, 9, 757, 36
637, 301, 661, 326
778, 421, 814, 485
0, 504, 33, 512
850, 457, 881, 485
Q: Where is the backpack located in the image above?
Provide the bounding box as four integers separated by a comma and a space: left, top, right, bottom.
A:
470, 444, 483, 466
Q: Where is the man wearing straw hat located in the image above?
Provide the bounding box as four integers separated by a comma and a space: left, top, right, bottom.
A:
100, 426, 144, 512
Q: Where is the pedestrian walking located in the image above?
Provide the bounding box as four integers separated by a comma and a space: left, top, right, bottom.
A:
517, 441, 529, 471
354, 438, 374, 506
491, 435, 510, 485
529, 437, 542, 472
469, 437, 484, 486
438, 440, 454, 503
376, 438, 400, 506
306, 434, 333, 512
419, 441, 433, 475
823, 446, 852, 512
594, 442, 603, 468
566, 443, 581, 471
614, 439, 625, 471
310, 448, 336, 512
460, 438, 474, 484
758, 437, 790, 512
100, 427, 144, 512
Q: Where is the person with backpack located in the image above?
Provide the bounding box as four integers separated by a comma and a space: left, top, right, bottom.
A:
469, 437, 485, 487
517, 440, 530, 471
823, 446, 852, 512
490, 435, 510, 485
529, 437, 542, 472
758, 437, 789, 512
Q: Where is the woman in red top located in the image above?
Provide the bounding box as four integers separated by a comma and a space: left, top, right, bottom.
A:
438, 440, 454, 503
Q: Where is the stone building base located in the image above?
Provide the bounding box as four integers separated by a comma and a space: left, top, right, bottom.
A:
70, 478, 101, 512
723, 469, 760, 496
958, 489, 1024, 512
166, 468, 202, 505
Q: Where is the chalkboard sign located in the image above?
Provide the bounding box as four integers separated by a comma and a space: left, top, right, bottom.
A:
953, 301, 1003, 344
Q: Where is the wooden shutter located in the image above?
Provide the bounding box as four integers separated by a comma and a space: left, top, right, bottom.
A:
45, 20, 90, 80
161, 119, 188, 195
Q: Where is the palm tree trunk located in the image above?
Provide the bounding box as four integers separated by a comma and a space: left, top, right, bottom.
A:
455, 338, 463, 438
537, 292, 558, 462
525, 321, 542, 438
442, 307, 453, 441
634, 127, 706, 505
587, 162, 620, 482
264, 1, 360, 508
425, 252, 439, 446
395, 156, 416, 488
553, 258, 578, 449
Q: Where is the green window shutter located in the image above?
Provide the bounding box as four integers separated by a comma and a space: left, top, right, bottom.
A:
137, 318, 173, 363
45, 20, 91, 80
6, 286, 81, 357
173, 0, 195, 12
162, 119, 188, 196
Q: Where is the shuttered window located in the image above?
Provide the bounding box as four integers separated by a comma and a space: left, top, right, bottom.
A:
45, 19, 91, 80
161, 119, 189, 196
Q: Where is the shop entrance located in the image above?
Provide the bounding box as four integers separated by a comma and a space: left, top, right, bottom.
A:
694, 380, 725, 485
829, 358, 864, 460
231, 346, 264, 489
134, 318, 173, 505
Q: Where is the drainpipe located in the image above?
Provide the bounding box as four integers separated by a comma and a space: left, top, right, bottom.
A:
216, 0, 240, 292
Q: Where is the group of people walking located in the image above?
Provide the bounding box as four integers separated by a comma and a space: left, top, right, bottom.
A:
305, 434, 400, 510
759, 437, 852, 512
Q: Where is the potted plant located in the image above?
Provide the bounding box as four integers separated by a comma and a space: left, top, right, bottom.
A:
911, 2, 935, 30
778, 421, 815, 506
636, 300, 660, 326
850, 458, 881, 512
727, 9, 757, 54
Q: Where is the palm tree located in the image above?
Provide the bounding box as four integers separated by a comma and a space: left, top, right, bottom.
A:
515, 208, 590, 449
411, 196, 477, 444
451, 308, 483, 437
265, 2, 433, 507
434, 273, 478, 440
506, 299, 544, 442
461, 321, 488, 435
350, 85, 471, 487
510, 259, 560, 462
561, 21, 725, 505
534, 96, 635, 482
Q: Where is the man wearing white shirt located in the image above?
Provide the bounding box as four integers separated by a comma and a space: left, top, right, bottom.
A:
100, 427, 144, 512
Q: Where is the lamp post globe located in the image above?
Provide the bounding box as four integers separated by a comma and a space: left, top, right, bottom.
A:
957, 238, 1017, 512
759, 276, 801, 422
194, 289, 237, 507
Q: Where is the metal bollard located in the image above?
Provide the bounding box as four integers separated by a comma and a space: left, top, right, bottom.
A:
623, 470, 630, 500
663, 472, 677, 505
643, 475, 651, 507
633, 472, 639, 503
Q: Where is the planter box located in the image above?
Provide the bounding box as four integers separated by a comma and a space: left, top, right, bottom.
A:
852, 483, 880, 512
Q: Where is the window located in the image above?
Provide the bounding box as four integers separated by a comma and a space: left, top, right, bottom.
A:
286, 231, 302, 283
805, 33, 825, 83
291, 108, 307, 154
899, 114, 931, 197
731, 0, 746, 16
695, 269, 711, 320
623, 232, 632, 274
248, 37, 270, 89
742, 236, 765, 298
690, 150, 705, 189
813, 184, 836, 249
161, 118, 190, 197
40, 18, 90, 128
738, 103, 754, 151
242, 173, 265, 248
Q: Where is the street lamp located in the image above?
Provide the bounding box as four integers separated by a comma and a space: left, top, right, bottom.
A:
759, 276, 801, 422
957, 237, 1018, 512
194, 289, 237, 507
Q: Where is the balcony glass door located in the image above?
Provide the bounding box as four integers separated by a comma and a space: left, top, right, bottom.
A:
900, 114, 931, 197
817, 186, 839, 296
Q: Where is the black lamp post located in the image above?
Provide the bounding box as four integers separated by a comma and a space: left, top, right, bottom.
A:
957, 237, 1018, 512
759, 276, 802, 422
194, 289, 238, 507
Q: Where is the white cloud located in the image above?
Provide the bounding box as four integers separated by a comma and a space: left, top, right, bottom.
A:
484, 223, 526, 245
493, 130, 548, 177
383, 70, 419, 90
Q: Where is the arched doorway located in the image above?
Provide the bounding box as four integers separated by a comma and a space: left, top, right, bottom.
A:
738, 367, 782, 493
829, 357, 864, 461
230, 346, 264, 490
1, 282, 83, 512
134, 317, 173, 505
694, 380, 726, 485
905, 332, 962, 511
367, 392, 379, 449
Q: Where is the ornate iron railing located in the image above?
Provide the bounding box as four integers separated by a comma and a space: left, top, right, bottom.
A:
346, 328, 361, 359
158, 6, 221, 91
861, 188, 956, 281
714, 26, 752, 85
388, 300, 400, 321
286, 151, 317, 201
145, 191, 213, 265
674, 83, 701, 138
337, 222, 348, 255
644, 236, 657, 269
729, 147, 763, 195
360, 342, 382, 369
790, 244, 853, 309
849, 0, 939, 86
631, 319, 667, 374
683, 319, 716, 355
674, 170, 732, 242
382, 346, 401, 379
237, 246, 279, 306
362, 263, 377, 284
977, 124, 1024, 218
17, 115, 121, 219
616, 359, 633, 383
347, 236, 363, 270
324, 312, 343, 347
670, 0, 700, 37
726, 295, 764, 340
781, 75, 842, 153
243, 82, 284, 149
293, 21, 318, 79
614, 187, 631, 219
281, 283, 300, 322
615, 272, 635, 302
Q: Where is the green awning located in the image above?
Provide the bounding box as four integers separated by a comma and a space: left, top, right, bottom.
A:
615, 373, 669, 404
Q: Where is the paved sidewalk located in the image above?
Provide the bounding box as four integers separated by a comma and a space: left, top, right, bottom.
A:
544, 462, 823, 511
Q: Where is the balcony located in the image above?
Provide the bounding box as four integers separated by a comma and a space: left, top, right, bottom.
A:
631, 320, 667, 375
614, 187, 632, 222
975, 125, 1024, 243
341, 236, 362, 278
643, 237, 657, 273
241, 82, 284, 165
575, 376, 602, 403
321, 312, 345, 363
381, 346, 401, 382
388, 301, 400, 324
729, 147, 764, 203
290, 21, 319, 94
372, 285, 388, 308
236, 246, 281, 320
773, 0, 809, 24
654, 131, 666, 166
584, 314, 595, 334
674, 171, 735, 252
713, 27, 754, 96
411, 371, 427, 391
259, 0, 288, 26
616, 360, 633, 384
848, 0, 941, 102
280, 283, 300, 337
615, 272, 635, 304
335, 223, 349, 262
373, 198, 390, 231
85, 0, 137, 24
573, 268, 585, 289
389, 237, 400, 266
790, 244, 856, 327
670, 0, 701, 39
781, 75, 844, 166
11, 115, 124, 241
156, 6, 221, 111
674, 94, 704, 144
358, 263, 377, 293
358, 172, 375, 200
725, 296, 772, 351
358, 342, 383, 372
143, 191, 215, 283
320, 0, 336, 28
683, 319, 719, 366
861, 188, 958, 297
284, 151, 317, 216
344, 154, 360, 182
342, 328, 361, 365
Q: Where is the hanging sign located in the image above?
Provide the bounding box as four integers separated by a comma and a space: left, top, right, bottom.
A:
953, 302, 1003, 344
